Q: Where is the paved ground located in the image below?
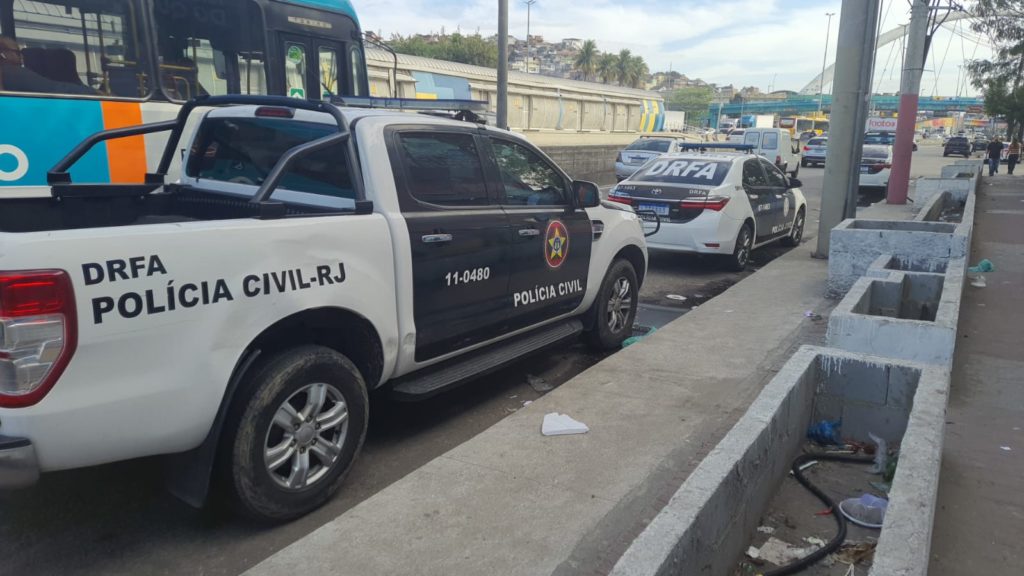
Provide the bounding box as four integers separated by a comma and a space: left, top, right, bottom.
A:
0, 147, 951, 576
928, 175, 1024, 574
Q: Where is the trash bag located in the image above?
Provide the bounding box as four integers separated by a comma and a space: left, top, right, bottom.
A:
968, 259, 995, 273
807, 419, 842, 445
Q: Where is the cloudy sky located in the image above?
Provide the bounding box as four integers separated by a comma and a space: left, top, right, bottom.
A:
357, 0, 993, 97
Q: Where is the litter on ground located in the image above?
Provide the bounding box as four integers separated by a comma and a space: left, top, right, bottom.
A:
750, 536, 820, 565
666, 294, 687, 301
527, 374, 554, 392
541, 412, 589, 436
756, 525, 775, 535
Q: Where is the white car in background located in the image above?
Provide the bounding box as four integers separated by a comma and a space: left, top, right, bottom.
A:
608, 146, 807, 270
727, 128, 747, 143
615, 136, 689, 181
858, 145, 893, 189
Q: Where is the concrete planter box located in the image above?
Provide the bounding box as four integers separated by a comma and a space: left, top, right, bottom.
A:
610, 347, 948, 576
912, 177, 974, 213
865, 253, 948, 279
914, 190, 964, 223
827, 219, 960, 296
826, 269, 960, 366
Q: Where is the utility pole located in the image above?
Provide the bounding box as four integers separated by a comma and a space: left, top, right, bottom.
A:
818, 12, 836, 114
845, 0, 881, 218
815, 0, 882, 258
497, 0, 509, 129
886, 0, 928, 204
523, 0, 537, 74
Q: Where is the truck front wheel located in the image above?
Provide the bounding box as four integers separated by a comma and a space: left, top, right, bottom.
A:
222, 345, 368, 521
584, 259, 639, 350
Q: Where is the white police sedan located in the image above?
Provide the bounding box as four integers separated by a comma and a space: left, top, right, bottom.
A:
608, 145, 807, 270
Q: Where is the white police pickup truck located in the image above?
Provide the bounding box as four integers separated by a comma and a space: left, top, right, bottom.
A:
0, 96, 648, 521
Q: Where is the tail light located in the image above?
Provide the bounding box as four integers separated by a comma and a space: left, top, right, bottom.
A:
606, 194, 633, 206
255, 106, 295, 118
865, 162, 892, 174
803, 145, 810, 151
680, 196, 730, 211
0, 270, 77, 408
775, 155, 782, 166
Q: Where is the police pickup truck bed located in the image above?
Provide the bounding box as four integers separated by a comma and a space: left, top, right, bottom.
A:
0, 96, 647, 520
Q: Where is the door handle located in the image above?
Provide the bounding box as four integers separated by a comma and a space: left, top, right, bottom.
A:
421, 233, 453, 244
518, 228, 541, 238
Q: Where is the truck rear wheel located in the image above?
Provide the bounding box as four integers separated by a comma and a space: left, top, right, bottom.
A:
222, 345, 368, 521
584, 259, 639, 350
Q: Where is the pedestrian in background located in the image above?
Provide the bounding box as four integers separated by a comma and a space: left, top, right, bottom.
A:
1007, 137, 1021, 175
986, 137, 1003, 176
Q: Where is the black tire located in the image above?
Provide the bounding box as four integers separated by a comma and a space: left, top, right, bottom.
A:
801, 158, 808, 167
790, 162, 800, 178
221, 345, 369, 522
781, 208, 806, 247
725, 223, 754, 272
943, 152, 948, 157
584, 259, 639, 350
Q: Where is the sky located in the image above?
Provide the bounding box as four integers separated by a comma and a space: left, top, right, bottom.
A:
356, 0, 994, 97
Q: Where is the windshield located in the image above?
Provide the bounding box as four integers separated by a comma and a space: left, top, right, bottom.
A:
186, 117, 354, 201
626, 139, 672, 153
630, 158, 731, 186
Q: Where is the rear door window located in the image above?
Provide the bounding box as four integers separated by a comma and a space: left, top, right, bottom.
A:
186, 117, 354, 200
744, 131, 760, 146
631, 158, 731, 186
762, 132, 779, 150
396, 132, 489, 206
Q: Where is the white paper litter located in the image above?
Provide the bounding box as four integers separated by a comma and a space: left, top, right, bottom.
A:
757, 526, 776, 535
666, 294, 687, 301
1000, 446, 1012, 451
746, 546, 761, 559
755, 537, 814, 565
542, 412, 589, 436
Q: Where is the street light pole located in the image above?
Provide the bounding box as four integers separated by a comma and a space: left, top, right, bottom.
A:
497, 0, 509, 129
523, 0, 537, 74
818, 12, 836, 114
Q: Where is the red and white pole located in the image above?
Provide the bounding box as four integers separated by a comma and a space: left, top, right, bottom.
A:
887, 0, 930, 204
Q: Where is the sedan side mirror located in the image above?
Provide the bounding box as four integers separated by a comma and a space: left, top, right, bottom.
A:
573, 180, 601, 208
788, 177, 803, 189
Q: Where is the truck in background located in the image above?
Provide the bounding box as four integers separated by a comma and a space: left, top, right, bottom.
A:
741, 114, 776, 129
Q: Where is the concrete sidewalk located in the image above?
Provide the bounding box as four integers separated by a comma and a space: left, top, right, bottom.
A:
929, 176, 1024, 574
246, 247, 832, 576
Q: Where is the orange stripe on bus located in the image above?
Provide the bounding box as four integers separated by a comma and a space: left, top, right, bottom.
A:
101, 101, 147, 183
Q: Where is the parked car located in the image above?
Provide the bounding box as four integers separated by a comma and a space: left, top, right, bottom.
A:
943, 136, 972, 158
863, 131, 916, 151
858, 145, 893, 190
615, 136, 688, 181
607, 149, 807, 271
742, 127, 801, 176
726, 128, 747, 143
801, 137, 828, 167
0, 96, 649, 521
972, 137, 989, 152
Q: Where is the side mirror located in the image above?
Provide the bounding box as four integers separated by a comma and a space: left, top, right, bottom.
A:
574, 180, 601, 208
788, 178, 803, 189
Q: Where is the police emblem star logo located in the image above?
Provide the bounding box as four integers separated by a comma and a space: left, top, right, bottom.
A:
544, 220, 569, 268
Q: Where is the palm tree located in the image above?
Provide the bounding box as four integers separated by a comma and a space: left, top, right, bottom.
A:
573, 39, 598, 81
616, 49, 632, 86
627, 55, 649, 88
597, 53, 618, 84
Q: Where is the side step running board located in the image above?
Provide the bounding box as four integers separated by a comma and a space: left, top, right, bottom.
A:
390, 319, 584, 401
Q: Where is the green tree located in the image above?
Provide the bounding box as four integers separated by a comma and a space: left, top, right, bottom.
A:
625, 55, 649, 88
967, 0, 1024, 137
597, 53, 619, 84
388, 33, 498, 67
573, 39, 598, 81
616, 49, 632, 86
666, 86, 715, 126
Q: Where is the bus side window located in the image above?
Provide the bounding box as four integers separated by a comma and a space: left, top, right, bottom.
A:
1, 0, 147, 98
349, 46, 364, 96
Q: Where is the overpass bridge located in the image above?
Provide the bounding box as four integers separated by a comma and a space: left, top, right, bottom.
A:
710, 95, 984, 117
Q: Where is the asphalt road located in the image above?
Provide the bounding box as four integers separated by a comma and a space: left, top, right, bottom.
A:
0, 145, 951, 576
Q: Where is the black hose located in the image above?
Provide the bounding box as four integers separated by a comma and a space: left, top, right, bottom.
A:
761, 452, 875, 576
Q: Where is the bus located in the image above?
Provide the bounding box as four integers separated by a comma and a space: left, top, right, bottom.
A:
0, 0, 367, 194
778, 115, 829, 137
